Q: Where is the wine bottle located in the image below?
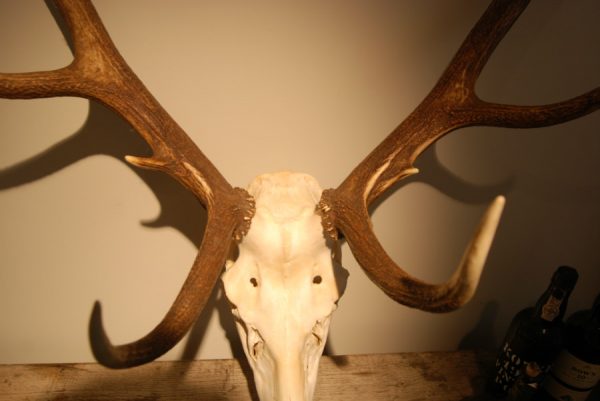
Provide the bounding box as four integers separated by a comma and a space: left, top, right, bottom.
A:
490, 265, 579, 398
536, 294, 600, 401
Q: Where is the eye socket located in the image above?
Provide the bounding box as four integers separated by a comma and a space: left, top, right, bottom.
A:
312, 275, 322, 284
250, 277, 258, 287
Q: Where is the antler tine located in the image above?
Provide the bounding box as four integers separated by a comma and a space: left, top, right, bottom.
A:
337, 0, 599, 206
322, 0, 599, 311
0, 0, 229, 201
90, 213, 237, 367
0, 0, 255, 366
322, 193, 505, 312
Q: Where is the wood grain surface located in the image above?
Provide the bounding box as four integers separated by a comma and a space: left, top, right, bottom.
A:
0, 351, 496, 401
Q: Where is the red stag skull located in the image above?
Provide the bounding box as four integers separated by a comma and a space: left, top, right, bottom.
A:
0, 1, 598, 400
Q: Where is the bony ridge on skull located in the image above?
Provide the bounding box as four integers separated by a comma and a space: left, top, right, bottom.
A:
222, 172, 343, 401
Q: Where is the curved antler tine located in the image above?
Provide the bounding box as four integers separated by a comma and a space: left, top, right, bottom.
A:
90, 190, 253, 368
89, 208, 239, 368
89, 188, 253, 368
321, 192, 504, 312
442, 195, 505, 309
1, 0, 257, 367
326, 0, 598, 313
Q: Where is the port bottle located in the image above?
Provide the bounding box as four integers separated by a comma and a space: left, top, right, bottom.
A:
490, 266, 579, 397
536, 294, 600, 400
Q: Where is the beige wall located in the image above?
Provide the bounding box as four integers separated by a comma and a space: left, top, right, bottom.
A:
0, 0, 599, 364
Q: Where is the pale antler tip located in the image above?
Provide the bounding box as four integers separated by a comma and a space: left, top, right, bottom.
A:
407, 167, 420, 176
452, 194, 506, 307
493, 194, 506, 208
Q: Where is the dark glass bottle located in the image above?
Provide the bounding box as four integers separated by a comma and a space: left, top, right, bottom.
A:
489, 266, 579, 398
536, 294, 600, 401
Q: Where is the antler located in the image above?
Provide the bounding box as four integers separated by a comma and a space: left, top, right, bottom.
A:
320, 0, 600, 312
0, 0, 254, 367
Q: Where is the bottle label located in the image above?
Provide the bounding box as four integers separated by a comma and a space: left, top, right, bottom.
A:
493, 343, 553, 394
543, 375, 591, 401
541, 295, 562, 321
550, 351, 600, 390
494, 342, 524, 393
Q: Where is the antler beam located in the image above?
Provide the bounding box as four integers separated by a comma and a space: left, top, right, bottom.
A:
0, 0, 254, 367
1, 2, 598, 398
320, 0, 600, 311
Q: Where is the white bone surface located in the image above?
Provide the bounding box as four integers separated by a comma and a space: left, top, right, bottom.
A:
1, 0, 599, 377
222, 172, 342, 401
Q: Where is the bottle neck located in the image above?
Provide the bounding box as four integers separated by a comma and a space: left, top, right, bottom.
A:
533, 266, 578, 323
534, 285, 570, 323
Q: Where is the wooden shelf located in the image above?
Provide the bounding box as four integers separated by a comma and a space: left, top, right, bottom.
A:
0, 350, 496, 400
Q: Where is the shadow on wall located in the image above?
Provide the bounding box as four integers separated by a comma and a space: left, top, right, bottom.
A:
458, 301, 500, 352
1, 3, 518, 361
0, 101, 207, 247
0, 98, 513, 364
0, 98, 259, 395
2, 0, 599, 374
370, 144, 515, 216
455, 301, 502, 400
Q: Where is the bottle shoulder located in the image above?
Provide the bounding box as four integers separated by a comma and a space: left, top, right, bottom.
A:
504, 307, 564, 359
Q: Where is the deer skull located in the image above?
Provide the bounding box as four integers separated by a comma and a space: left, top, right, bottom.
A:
1, 1, 598, 401
222, 172, 342, 401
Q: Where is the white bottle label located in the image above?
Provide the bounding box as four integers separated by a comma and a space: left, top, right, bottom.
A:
543, 350, 600, 401
552, 351, 600, 390
543, 376, 591, 401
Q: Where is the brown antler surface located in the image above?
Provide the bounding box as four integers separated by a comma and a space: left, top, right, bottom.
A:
0, 0, 254, 367
321, 0, 600, 311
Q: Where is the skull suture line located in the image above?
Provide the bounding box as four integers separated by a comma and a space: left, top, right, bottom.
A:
222, 172, 343, 401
